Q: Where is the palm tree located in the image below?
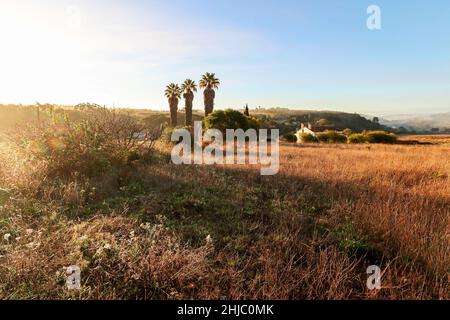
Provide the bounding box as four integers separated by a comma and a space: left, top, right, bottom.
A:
199, 72, 220, 117
164, 83, 182, 127
181, 79, 197, 126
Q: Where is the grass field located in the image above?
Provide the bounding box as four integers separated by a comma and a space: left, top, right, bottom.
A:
0, 137, 448, 299
399, 134, 450, 145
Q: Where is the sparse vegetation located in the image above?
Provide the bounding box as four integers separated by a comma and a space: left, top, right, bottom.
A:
316, 131, 347, 143
300, 133, 319, 143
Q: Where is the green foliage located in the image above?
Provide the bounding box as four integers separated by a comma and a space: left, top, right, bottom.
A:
282, 132, 297, 143
347, 133, 367, 144
199, 72, 220, 89
181, 79, 197, 93
203, 109, 259, 134
300, 133, 318, 143
316, 131, 347, 143
296, 128, 397, 145
363, 131, 397, 144
333, 222, 372, 255
164, 83, 182, 99
348, 131, 397, 144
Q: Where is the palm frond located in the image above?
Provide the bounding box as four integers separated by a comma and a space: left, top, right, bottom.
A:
164, 83, 182, 99
199, 72, 220, 89
181, 79, 197, 93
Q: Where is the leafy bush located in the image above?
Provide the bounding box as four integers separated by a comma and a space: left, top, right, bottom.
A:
363, 131, 397, 144
316, 131, 347, 143
300, 133, 319, 143
347, 133, 367, 144
204, 109, 259, 133
282, 132, 297, 143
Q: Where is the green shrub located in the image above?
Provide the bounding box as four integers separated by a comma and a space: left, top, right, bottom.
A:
348, 133, 367, 144
316, 131, 347, 143
300, 133, 318, 143
363, 131, 397, 144
203, 109, 260, 134
282, 132, 297, 143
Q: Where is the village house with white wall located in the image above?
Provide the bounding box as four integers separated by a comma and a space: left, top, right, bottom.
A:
295, 122, 336, 142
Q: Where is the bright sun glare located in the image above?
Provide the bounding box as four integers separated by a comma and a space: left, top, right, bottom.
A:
0, 2, 92, 105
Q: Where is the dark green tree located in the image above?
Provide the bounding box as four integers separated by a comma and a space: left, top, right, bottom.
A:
244, 104, 250, 116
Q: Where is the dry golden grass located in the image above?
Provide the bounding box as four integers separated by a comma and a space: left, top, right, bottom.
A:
278, 143, 449, 286
399, 134, 450, 144
0, 141, 449, 299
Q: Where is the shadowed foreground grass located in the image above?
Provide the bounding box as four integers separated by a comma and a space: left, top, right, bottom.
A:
0, 142, 448, 299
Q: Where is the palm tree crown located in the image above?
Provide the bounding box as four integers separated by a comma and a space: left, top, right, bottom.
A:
199, 72, 220, 90
164, 83, 182, 99
181, 79, 197, 93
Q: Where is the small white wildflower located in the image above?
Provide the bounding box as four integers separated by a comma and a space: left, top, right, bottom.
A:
3, 233, 11, 242
206, 234, 213, 244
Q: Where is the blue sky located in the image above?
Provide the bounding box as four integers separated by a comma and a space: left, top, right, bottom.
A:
1, 0, 449, 116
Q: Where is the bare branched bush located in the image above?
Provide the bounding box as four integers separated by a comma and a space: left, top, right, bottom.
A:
1, 106, 161, 190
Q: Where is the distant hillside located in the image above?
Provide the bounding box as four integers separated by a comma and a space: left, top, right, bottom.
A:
250, 108, 390, 134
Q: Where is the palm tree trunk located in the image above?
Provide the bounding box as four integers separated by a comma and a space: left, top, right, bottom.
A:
204, 88, 215, 117
169, 97, 178, 126
184, 92, 194, 126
